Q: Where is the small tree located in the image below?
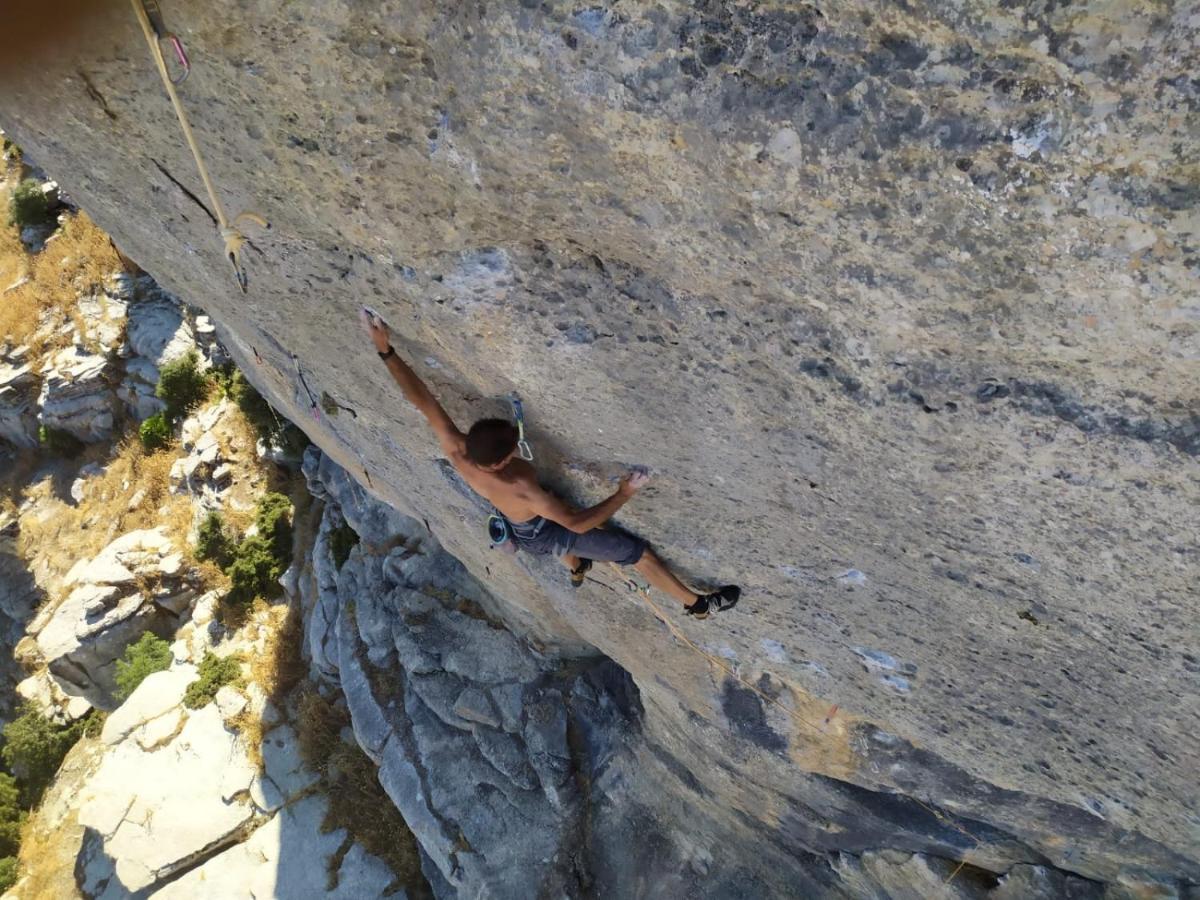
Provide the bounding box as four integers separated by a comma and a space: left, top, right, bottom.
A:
195, 511, 233, 567
183, 652, 242, 709
0, 773, 23, 858
138, 412, 171, 451
0, 856, 17, 892
114, 632, 173, 700
225, 535, 281, 608
155, 351, 208, 421
256, 492, 293, 563
7, 179, 51, 229
1, 705, 83, 805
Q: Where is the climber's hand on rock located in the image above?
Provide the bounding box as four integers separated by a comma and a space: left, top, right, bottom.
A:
619, 470, 650, 497
360, 307, 391, 353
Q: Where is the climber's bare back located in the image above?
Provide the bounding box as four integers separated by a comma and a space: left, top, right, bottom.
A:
448, 447, 546, 524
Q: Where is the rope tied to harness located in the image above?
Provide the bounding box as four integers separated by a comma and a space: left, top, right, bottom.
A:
129, 0, 268, 292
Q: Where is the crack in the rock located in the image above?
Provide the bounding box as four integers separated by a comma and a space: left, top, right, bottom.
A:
130, 812, 270, 899
78, 70, 118, 121
150, 159, 218, 226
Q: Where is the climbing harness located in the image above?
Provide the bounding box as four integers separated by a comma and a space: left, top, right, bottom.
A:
487, 514, 518, 555
138, 0, 189, 83
129, 0, 268, 292
510, 395, 534, 461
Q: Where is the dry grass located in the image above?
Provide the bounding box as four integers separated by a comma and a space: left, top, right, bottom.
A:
0, 208, 125, 363
295, 688, 431, 897
14, 807, 83, 900
16, 435, 197, 596
251, 602, 306, 706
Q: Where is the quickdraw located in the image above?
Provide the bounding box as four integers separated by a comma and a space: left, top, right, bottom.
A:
130, 0, 269, 291
139, 0, 190, 84
510, 394, 533, 461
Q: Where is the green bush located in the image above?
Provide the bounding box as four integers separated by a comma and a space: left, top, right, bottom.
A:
195, 511, 233, 567
156, 351, 208, 421
0, 773, 23, 859
218, 366, 310, 458
114, 632, 172, 701
1, 706, 84, 806
183, 652, 242, 709
225, 535, 281, 608
329, 522, 359, 570
0, 856, 16, 892
138, 412, 171, 451
256, 492, 293, 560
7, 179, 51, 229
37, 425, 84, 458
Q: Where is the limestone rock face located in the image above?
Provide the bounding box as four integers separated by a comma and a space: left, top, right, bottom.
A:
1, 2, 1197, 896
0, 350, 39, 448
25, 528, 198, 708
36, 345, 115, 444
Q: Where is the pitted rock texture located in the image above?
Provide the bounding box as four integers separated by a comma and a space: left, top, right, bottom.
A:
1, 2, 1197, 895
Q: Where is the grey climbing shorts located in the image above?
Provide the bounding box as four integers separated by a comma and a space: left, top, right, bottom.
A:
513, 518, 646, 565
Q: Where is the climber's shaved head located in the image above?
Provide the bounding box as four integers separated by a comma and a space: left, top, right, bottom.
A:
465, 419, 519, 468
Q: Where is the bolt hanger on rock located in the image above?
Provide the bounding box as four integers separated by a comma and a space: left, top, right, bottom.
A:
130, 0, 269, 292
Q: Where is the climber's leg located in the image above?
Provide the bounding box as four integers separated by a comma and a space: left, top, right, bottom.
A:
632, 547, 699, 607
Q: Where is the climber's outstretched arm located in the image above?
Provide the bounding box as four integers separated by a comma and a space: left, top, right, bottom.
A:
363, 312, 464, 457
524, 471, 648, 534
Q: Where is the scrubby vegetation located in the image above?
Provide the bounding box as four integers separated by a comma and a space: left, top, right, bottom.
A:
213, 365, 309, 458
156, 351, 208, 421
225, 536, 282, 608
0, 771, 23, 889
223, 492, 293, 610
0, 855, 16, 892
37, 425, 83, 458
138, 412, 170, 451
195, 511, 234, 567
0, 209, 123, 361
114, 632, 173, 700
183, 652, 243, 709
329, 521, 360, 570
296, 688, 429, 895
16, 436, 193, 590
7, 178, 52, 229
1, 706, 85, 807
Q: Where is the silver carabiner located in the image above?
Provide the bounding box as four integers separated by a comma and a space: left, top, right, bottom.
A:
517, 439, 534, 462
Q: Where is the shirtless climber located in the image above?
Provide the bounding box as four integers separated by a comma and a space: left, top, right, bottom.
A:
362, 311, 740, 619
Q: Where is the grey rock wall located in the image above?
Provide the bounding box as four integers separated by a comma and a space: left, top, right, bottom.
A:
1, 1, 1196, 895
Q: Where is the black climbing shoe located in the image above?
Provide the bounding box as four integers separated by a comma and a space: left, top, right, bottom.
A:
686, 586, 740, 619
570, 558, 592, 588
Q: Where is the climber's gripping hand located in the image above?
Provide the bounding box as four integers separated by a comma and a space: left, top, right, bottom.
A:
359, 307, 391, 354
618, 469, 650, 498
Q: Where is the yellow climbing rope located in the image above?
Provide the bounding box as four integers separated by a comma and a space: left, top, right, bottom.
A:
604, 562, 981, 882
129, 0, 268, 291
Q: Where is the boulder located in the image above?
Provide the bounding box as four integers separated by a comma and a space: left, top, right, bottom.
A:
116, 356, 165, 421
123, 294, 195, 367
28, 528, 197, 707
0, 513, 41, 620
36, 345, 114, 443
150, 794, 396, 900
77, 705, 259, 895
100, 665, 195, 745
0, 357, 39, 448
